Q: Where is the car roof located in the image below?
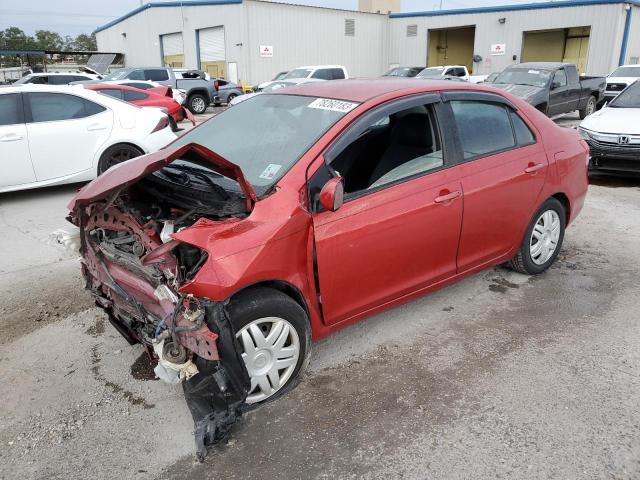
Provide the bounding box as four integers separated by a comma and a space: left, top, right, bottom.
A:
0, 84, 92, 94
509, 62, 570, 70
292, 65, 346, 70
272, 78, 493, 103
24, 72, 93, 76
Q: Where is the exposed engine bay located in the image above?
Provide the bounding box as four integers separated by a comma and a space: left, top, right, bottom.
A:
68, 145, 254, 460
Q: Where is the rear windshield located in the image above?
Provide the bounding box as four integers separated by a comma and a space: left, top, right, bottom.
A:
609, 81, 640, 108
494, 68, 552, 87
171, 94, 358, 195
609, 66, 640, 78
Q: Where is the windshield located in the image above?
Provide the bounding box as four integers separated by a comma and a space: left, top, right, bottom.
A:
609, 81, 640, 108
103, 69, 130, 81
273, 71, 288, 80
171, 94, 358, 194
284, 68, 313, 79
416, 67, 445, 78
609, 66, 640, 77
263, 81, 295, 92
384, 67, 421, 77
494, 68, 552, 87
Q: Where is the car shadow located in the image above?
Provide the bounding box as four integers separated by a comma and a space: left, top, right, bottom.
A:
589, 173, 640, 188
0, 182, 87, 203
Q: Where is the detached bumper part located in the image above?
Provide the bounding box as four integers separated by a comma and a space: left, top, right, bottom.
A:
182, 302, 250, 462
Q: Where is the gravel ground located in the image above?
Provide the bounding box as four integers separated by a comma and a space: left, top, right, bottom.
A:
1, 111, 639, 480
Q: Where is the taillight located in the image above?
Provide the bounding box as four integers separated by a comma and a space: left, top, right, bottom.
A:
151, 116, 169, 133
213, 80, 219, 90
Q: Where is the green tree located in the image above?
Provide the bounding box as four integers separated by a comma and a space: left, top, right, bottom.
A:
34, 30, 64, 50
74, 33, 97, 52
0, 27, 36, 50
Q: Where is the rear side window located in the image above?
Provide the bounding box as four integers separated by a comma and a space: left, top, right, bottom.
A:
124, 90, 148, 101
125, 82, 153, 90
145, 69, 169, 81
0, 94, 22, 126
330, 68, 345, 80
450, 100, 515, 159
28, 76, 48, 84
98, 88, 124, 100
311, 69, 331, 80
25, 93, 105, 123
510, 111, 536, 146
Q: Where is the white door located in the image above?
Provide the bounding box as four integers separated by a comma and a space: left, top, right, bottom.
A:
24, 92, 112, 181
0, 93, 35, 188
228, 62, 238, 84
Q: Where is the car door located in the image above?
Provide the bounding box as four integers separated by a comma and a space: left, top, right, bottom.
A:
548, 69, 569, 116
0, 92, 35, 188
444, 94, 548, 271
310, 95, 463, 325
23, 92, 113, 181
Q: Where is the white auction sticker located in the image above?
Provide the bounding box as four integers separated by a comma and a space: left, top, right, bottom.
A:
308, 98, 359, 113
259, 164, 282, 180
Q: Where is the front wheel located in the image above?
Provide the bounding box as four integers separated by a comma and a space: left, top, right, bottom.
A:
579, 95, 596, 119
228, 288, 311, 405
97, 144, 144, 175
508, 198, 566, 275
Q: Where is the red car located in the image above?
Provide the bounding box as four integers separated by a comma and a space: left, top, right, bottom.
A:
68, 79, 588, 457
85, 84, 195, 130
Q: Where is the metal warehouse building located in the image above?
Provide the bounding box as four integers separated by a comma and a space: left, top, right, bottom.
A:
95, 0, 640, 84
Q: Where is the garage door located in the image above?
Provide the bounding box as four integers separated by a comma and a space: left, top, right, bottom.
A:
522, 27, 591, 73
199, 26, 226, 78
161, 32, 184, 67
427, 26, 475, 73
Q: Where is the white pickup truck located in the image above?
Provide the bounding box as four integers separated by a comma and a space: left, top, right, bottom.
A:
415, 65, 470, 81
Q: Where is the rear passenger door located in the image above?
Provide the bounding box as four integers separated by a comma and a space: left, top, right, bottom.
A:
0, 93, 35, 188
444, 93, 548, 272
23, 93, 113, 181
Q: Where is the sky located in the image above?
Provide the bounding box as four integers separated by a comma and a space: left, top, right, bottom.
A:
0, 0, 543, 36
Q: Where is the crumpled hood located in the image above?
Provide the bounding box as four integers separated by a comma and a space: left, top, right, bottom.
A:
492, 83, 546, 103
581, 106, 640, 135
68, 143, 257, 213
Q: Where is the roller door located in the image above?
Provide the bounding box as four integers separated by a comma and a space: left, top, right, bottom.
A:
161, 32, 184, 67
199, 26, 226, 78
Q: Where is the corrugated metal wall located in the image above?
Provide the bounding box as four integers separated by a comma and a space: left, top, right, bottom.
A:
388, 3, 628, 76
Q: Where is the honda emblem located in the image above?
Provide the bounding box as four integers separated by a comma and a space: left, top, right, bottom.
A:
618, 135, 630, 144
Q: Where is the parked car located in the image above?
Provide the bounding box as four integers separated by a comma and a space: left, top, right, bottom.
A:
283, 65, 348, 81
213, 79, 244, 105
579, 79, 640, 175
604, 64, 640, 103
99, 80, 187, 104
492, 62, 605, 119
85, 84, 195, 130
14, 71, 102, 85
82, 67, 216, 114
229, 78, 324, 107
0, 84, 176, 193
480, 72, 500, 84
383, 66, 424, 77
416, 65, 470, 81
255, 70, 289, 90
67, 78, 588, 456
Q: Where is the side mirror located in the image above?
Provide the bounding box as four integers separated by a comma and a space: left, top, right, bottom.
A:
319, 176, 344, 212
551, 81, 561, 90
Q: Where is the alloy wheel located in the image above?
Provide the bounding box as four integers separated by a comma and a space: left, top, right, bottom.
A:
529, 210, 561, 265
191, 97, 206, 114
236, 317, 300, 404
586, 98, 596, 116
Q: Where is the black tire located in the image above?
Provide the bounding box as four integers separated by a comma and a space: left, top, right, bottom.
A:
508, 197, 566, 275
579, 95, 596, 120
97, 144, 144, 175
227, 287, 311, 406
226, 93, 237, 104
168, 116, 178, 132
187, 93, 208, 114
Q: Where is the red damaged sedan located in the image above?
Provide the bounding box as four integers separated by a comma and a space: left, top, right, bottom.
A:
68, 79, 588, 457
86, 84, 195, 130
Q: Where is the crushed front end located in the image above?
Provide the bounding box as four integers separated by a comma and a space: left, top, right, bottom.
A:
67, 144, 255, 460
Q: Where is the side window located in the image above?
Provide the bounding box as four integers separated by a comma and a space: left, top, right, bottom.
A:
311, 69, 331, 80
444, 69, 454, 76
510, 110, 536, 146
553, 69, 567, 87
126, 82, 152, 90
330, 68, 345, 80
128, 70, 145, 81
84, 99, 106, 116
28, 76, 48, 84
455, 68, 466, 77
123, 90, 148, 101
450, 100, 515, 159
330, 103, 444, 195
145, 69, 169, 81
26, 93, 91, 123
0, 94, 23, 126
98, 88, 124, 100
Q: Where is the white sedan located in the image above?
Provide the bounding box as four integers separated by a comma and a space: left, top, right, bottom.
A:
0, 84, 177, 193
579, 80, 640, 175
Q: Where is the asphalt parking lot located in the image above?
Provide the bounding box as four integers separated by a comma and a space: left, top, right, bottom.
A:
1, 110, 639, 480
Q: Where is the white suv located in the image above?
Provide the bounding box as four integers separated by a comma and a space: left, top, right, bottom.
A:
258, 65, 348, 90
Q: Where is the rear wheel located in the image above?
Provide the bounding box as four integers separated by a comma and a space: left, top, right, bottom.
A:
228, 288, 310, 405
579, 95, 596, 119
97, 144, 144, 175
187, 93, 208, 114
509, 198, 566, 275
226, 93, 238, 104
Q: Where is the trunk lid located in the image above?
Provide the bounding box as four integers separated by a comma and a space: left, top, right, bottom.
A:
68, 143, 257, 213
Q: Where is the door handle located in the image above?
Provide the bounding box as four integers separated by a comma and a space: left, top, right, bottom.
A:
434, 190, 461, 204
524, 163, 545, 174
86, 124, 107, 131
0, 133, 23, 142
